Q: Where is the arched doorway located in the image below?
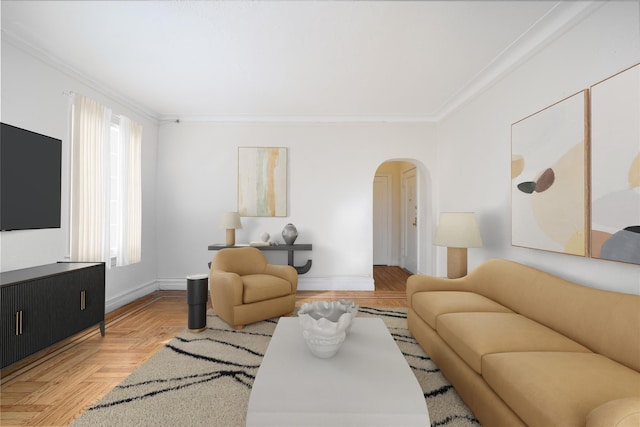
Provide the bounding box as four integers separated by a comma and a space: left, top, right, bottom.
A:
373, 161, 419, 274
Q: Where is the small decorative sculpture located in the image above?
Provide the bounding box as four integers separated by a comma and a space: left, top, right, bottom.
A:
282, 223, 298, 245
250, 232, 271, 247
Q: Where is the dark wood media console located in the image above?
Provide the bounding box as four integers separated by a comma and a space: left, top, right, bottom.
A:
0, 262, 105, 369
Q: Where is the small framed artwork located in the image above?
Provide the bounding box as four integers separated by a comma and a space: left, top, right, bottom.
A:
238, 147, 287, 217
590, 63, 640, 265
511, 90, 589, 256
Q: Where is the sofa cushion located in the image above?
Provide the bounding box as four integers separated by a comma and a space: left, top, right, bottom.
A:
242, 274, 292, 304
467, 259, 640, 373
437, 312, 591, 374
411, 291, 512, 329
586, 397, 640, 427
482, 352, 640, 427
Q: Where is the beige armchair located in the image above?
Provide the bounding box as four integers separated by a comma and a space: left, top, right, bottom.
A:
209, 247, 298, 329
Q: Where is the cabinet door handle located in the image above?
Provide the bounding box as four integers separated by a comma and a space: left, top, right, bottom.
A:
13, 311, 23, 335
15, 311, 23, 335
80, 290, 86, 310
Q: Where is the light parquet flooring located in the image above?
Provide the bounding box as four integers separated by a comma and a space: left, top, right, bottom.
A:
0, 266, 408, 426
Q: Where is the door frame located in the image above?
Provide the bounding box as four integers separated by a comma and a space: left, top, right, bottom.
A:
373, 173, 393, 265
401, 167, 418, 273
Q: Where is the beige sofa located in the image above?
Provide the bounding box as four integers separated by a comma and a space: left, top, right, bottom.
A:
407, 259, 640, 427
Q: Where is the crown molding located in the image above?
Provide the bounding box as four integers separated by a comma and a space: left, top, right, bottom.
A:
3, 1, 602, 125
158, 115, 437, 124
2, 29, 160, 122
431, 1, 604, 121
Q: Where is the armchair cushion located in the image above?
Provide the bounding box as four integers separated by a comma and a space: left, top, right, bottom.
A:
242, 274, 293, 304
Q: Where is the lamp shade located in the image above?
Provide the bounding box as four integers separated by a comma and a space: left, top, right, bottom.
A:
220, 212, 242, 229
434, 212, 482, 248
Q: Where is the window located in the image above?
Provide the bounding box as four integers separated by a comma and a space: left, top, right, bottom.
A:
109, 117, 122, 264
70, 93, 142, 267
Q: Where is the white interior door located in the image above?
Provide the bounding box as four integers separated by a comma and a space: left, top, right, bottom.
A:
402, 168, 418, 273
373, 174, 391, 265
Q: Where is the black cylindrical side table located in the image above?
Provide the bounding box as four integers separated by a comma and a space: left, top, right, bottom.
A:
187, 274, 209, 333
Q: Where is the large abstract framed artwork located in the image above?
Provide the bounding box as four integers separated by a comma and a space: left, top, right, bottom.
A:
511, 91, 589, 256
238, 147, 287, 217
590, 63, 640, 265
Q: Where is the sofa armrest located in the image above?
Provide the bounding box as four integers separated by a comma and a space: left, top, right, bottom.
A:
586, 398, 640, 427
406, 274, 471, 301
209, 271, 244, 306
264, 264, 298, 293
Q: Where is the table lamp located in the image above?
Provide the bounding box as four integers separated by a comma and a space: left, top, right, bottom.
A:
220, 212, 242, 246
434, 212, 482, 278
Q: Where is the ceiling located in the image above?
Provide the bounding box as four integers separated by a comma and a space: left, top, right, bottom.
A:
1, 1, 600, 122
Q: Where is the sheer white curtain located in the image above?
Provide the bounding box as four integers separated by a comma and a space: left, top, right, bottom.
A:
70, 93, 142, 267
115, 117, 142, 266
70, 94, 112, 263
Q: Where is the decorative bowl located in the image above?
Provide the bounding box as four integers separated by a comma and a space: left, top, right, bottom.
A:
297, 300, 358, 358
301, 330, 346, 358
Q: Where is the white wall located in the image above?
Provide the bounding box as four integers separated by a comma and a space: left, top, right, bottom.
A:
3, 1, 637, 302
0, 40, 160, 310
156, 122, 437, 290
436, 1, 640, 294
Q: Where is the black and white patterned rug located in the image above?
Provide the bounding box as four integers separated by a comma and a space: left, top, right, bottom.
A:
71, 307, 480, 426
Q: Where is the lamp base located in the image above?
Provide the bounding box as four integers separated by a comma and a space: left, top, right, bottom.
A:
447, 247, 468, 279
225, 229, 236, 246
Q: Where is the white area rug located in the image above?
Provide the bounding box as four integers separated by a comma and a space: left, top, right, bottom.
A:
71, 307, 479, 426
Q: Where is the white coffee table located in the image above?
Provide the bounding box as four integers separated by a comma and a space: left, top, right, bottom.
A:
246, 317, 430, 426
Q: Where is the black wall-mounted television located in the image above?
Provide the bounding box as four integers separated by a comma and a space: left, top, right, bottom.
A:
1, 123, 62, 231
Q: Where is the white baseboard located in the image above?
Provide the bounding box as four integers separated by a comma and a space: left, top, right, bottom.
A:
157, 278, 190, 290
298, 276, 374, 291
106, 280, 159, 313
153, 276, 374, 292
